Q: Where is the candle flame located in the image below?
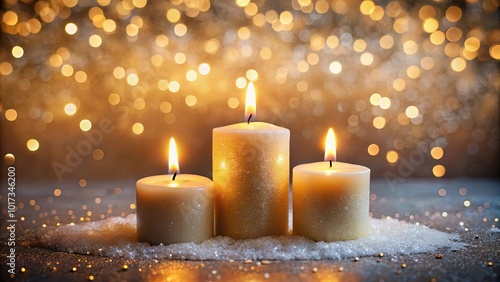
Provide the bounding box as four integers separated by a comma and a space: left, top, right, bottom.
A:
168, 137, 179, 174
245, 82, 256, 123
324, 128, 336, 162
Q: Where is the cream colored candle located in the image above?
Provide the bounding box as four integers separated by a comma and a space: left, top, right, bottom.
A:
293, 129, 370, 241
136, 138, 214, 245
213, 82, 289, 238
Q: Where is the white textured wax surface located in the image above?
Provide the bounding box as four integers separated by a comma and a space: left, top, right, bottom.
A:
212, 121, 290, 237
36, 214, 466, 260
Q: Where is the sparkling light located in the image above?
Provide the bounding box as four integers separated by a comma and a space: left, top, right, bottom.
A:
64, 103, 77, 115
167, 9, 181, 22
405, 106, 419, 119
451, 57, 466, 72
185, 95, 197, 107
433, 165, 446, 177
373, 117, 386, 129
186, 70, 198, 81
379, 97, 391, 109
79, 120, 92, 131
27, 139, 39, 151
431, 147, 444, 160
370, 93, 382, 106
65, 23, 78, 35
386, 150, 399, 164
368, 144, 379, 156
5, 109, 17, 121
3, 11, 18, 25
168, 81, 180, 92
89, 34, 102, 47
132, 123, 144, 135
108, 93, 120, 105
12, 46, 24, 58
329, 61, 342, 74
198, 63, 210, 75
4, 154, 15, 165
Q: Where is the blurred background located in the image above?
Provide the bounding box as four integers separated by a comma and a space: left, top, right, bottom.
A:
1, 0, 499, 184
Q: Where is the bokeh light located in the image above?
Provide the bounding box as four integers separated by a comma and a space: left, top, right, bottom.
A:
5, 109, 17, 121
4, 153, 16, 165
386, 150, 399, 165
64, 103, 77, 115
367, 144, 379, 156
431, 147, 444, 160
79, 120, 92, 132
27, 139, 39, 151
132, 123, 144, 135
433, 165, 446, 177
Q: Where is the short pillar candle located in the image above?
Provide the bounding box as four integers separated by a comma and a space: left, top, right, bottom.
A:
136, 138, 214, 245
293, 128, 370, 241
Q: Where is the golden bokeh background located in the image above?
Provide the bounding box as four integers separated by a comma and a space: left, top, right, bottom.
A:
1, 0, 499, 183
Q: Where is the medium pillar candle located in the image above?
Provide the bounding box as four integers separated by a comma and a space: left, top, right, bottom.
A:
293, 129, 370, 241
212, 82, 289, 238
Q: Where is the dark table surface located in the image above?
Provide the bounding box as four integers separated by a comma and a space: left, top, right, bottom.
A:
1, 178, 499, 281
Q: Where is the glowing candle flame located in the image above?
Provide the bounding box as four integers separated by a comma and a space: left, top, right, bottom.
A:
245, 82, 256, 123
324, 128, 336, 163
168, 137, 179, 175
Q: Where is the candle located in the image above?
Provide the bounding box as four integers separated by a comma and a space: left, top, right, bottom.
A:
136, 138, 214, 245
213, 82, 290, 238
293, 128, 370, 241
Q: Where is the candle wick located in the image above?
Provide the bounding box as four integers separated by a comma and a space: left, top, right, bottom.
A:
247, 113, 253, 124
172, 172, 177, 181
329, 160, 332, 169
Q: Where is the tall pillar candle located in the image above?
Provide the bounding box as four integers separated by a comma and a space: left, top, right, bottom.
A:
293, 128, 370, 241
136, 138, 214, 245
213, 82, 289, 238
